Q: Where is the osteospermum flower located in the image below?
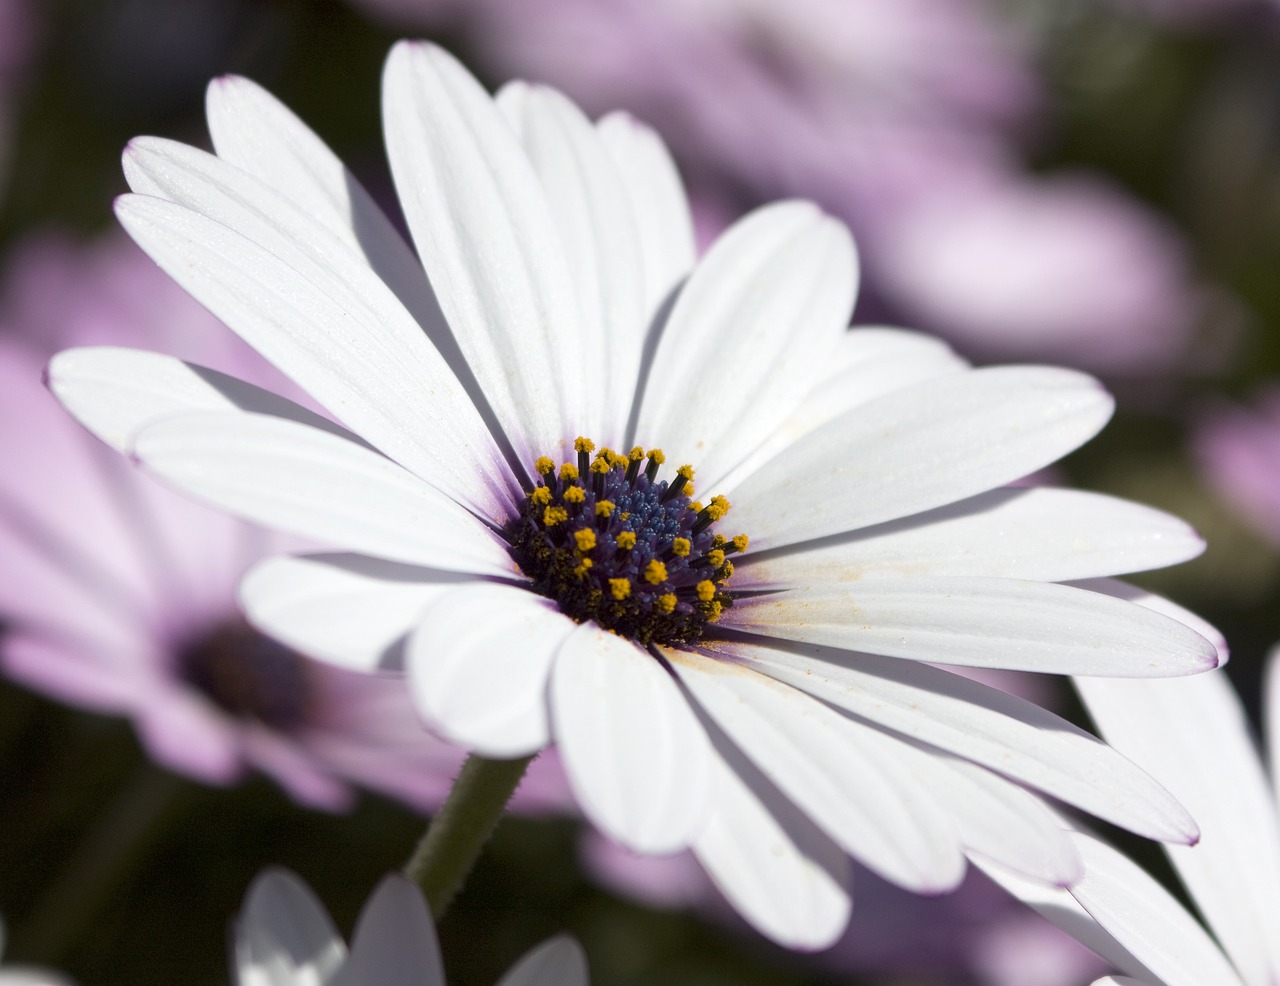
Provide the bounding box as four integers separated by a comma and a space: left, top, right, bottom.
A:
51, 41, 1219, 947
984, 642, 1280, 986
235, 868, 586, 986
0, 232, 570, 812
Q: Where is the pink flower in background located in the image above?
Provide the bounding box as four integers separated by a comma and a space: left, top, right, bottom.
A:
0, 231, 570, 813
1194, 386, 1280, 547
344, 0, 1206, 374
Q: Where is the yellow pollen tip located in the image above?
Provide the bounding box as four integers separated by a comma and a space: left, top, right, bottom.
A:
656, 593, 677, 615
707, 549, 725, 568
616, 531, 637, 549
644, 560, 668, 584
574, 437, 595, 453
607, 450, 628, 468
590, 457, 612, 475
530, 486, 552, 506
619, 512, 631, 521
671, 537, 691, 557
563, 486, 585, 504
543, 506, 568, 526
574, 559, 593, 578
573, 529, 597, 552
628, 446, 645, 461
676, 464, 694, 480
648, 449, 666, 465
733, 534, 749, 553
695, 580, 716, 602
559, 463, 579, 481
689, 501, 703, 513
609, 578, 631, 600
722, 561, 735, 578
535, 456, 555, 475
595, 500, 616, 518
706, 600, 723, 622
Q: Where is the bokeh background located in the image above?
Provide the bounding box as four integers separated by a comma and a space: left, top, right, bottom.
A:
3, 0, 1280, 984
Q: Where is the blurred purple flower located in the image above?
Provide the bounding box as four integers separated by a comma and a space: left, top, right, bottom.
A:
0, 231, 571, 813
1193, 385, 1280, 547
345, 0, 1205, 374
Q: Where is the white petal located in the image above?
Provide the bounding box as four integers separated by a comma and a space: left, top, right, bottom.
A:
903, 752, 1081, 886
240, 553, 468, 673
1073, 578, 1228, 666
499, 82, 644, 444
114, 191, 510, 520
235, 869, 346, 986
133, 411, 514, 576
727, 365, 1114, 549
407, 583, 574, 758
204, 75, 452, 355
720, 327, 968, 489
637, 201, 856, 489
47, 346, 352, 454
691, 733, 852, 951
551, 624, 713, 853
496, 936, 588, 986
1068, 832, 1243, 986
596, 111, 695, 318
668, 650, 964, 892
739, 487, 1204, 588
382, 41, 581, 464
342, 875, 445, 986
1093, 979, 1155, 986
724, 577, 1217, 676
709, 637, 1198, 843
1076, 670, 1280, 985
977, 857, 1161, 983
1267, 646, 1280, 815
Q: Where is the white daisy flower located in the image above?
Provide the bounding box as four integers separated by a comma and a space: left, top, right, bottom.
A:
983, 643, 1280, 986
50, 40, 1219, 949
235, 868, 585, 986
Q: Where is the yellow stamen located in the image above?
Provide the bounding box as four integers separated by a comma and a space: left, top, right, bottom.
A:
559, 463, 579, 481
705, 600, 723, 622
535, 456, 555, 475
695, 580, 716, 602
676, 464, 694, 481
543, 506, 568, 526
656, 593, 677, 614
671, 537, 691, 557
563, 486, 585, 504
616, 532, 636, 549
574, 529, 597, 552
574, 437, 595, 454
574, 559, 593, 578
628, 446, 645, 461
590, 457, 613, 475
689, 501, 703, 513
530, 486, 552, 506
644, 560, 668, 584
705, 495, 730, 520
647, 449, 666, 465
733, 534, 749, 553
707, 549, 725, 568
595, 500, 616, 518
609, 578, 631, 600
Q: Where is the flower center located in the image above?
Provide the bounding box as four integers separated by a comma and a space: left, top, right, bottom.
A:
179, 620, 313, 731
504, 438, 747, 645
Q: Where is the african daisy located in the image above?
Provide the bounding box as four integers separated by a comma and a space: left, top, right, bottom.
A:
50, 41, 1218, 948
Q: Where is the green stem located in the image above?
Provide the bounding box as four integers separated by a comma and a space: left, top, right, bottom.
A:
403, 753, 534, 918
